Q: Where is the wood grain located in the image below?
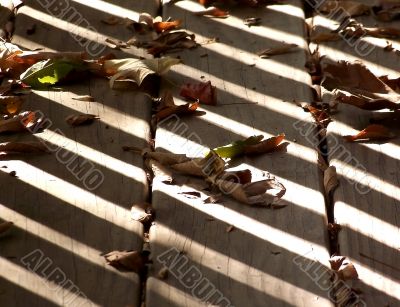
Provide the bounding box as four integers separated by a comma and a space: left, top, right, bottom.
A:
147, 1, 332, 306
310, 1, 400, 305
0, 1, 159, 306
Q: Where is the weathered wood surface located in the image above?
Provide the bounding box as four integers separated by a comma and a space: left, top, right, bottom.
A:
0, 1, 159, 306
147, 1, 332, 306
310, 1, 400, 305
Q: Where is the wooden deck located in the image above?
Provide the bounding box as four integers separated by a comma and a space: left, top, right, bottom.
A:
0, 0, 399, 306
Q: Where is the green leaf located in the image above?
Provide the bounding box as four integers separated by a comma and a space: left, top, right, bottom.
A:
20, 59, 86, 88
103, 56, 181, 89
212, 135, 264, 158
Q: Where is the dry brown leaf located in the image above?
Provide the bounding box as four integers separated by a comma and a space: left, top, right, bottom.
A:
213, 177, 286, 206
153, 20, 182, 33
343, 124, 395, 142
104, 250, 147, 273
146, 158, 174, 184
243, 134, 286, 155
132, 30, 198, 57
221, 169, 252, 184
180, 81, 217, 105
319, 1, 370, 17
0, 141, 49, 155
194, 7, 230, 18
257, 43, 298, 58
154, 91, 203, 121
338, 19, 400, 39
0, 221, 13, 234
310, 32, 340, 43
172, 151, 225, 178
71, 95, 95, 102
0, 111, 38, 134
0, 96, 23, 115
66, 114, 99, 126
322, 60, 400, 110
324, 166, 339, 195
142, 150, 190, 165
301, 104, 331, 128
329, 255, 359, 280
131, 202, 154, 224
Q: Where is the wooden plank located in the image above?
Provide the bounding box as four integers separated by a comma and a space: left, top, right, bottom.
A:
147, 1, 333, 306
0, 1, 159, 306
310, 1, 400, 305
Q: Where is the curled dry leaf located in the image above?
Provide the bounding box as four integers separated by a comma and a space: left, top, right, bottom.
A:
142, 149, 190, 165
71, 95, 95, 102
0, 96, 23, 115
336, 19, 400, 39
329, 255, 359, 280
301, 104, 331, 128
343, 124, 395, 142
154, 91, 203, 121
104, 250, 147, 274
324, 166, 339, 195
0, 111, 38, 134
322, 60, 400, 110
243, 134, 286, 155
131, 202, 154, 224
0, 142, 49, 155
153, 20, 182, 33
66, 114, 99, 126
220, 169, 252, 184
194, 7, 230, 18
146, 158, 174, 184
257, 43, 298, 58
213, 177, 286, 207
319, 1, 370, 17
0, 221, 13, 234
213, 134, 285, 158
131, 31, 198, 57
103, 57, 181, 89
310, 32, 340, 43
180, 81, 217, 105
171, 151, 225, 178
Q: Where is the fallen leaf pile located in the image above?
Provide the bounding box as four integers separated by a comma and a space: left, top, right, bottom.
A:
134, 134, 287, 207
321, 59, 400, 110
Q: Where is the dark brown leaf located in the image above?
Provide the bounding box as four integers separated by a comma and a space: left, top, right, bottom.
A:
66, 114, 99, 126
180, 81, 217, 105
0, 141, 49, 155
